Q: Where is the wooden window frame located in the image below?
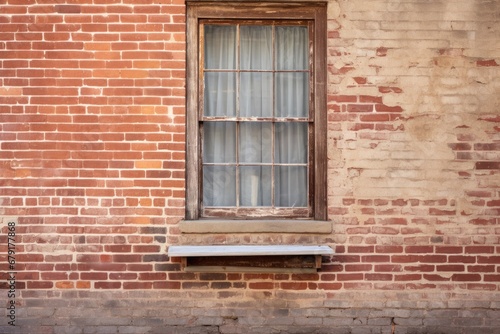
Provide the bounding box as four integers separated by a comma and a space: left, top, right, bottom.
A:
186, 1, 327, 221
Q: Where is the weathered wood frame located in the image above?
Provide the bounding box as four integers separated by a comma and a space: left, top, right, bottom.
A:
186, 1, 327, 221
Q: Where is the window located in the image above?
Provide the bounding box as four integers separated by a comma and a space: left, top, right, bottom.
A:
186, 1, 327, 221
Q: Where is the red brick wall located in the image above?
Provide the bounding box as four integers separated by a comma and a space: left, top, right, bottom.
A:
1, 1, 186, 294
1, 0, 499, 332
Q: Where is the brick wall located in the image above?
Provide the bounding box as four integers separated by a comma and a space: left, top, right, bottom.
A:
1, 0, 499, 333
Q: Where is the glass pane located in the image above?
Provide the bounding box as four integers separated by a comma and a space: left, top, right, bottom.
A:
240, 166, 272, 206
240, 72, 272, 117
204, 25, 236, 70
204, 72, 236, 117
239, 122, 272, 163
276, 26, 308, 70
240, 26, 272, 70
275, 123, 307, 163
203, 166, 236, 206
274, 166, 307, 207
203, 122, 236, 163
275, 72, 309, 118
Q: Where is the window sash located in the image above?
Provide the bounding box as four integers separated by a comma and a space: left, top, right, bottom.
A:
200, 21, 313, 216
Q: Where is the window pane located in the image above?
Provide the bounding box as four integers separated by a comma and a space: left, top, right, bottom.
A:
240, 166, 272, 206
239, 122, 272, 163
240, 72, 272, 117
240, 26, 272, 70
275, 72, 309, 118
205, 25, 236, 70
275, 166, 307, 207
276, 26, 308, 70
275, 123, 308, 163
203, 166, 236, 206
203, 122, 236, 163
200, 22, 313, 213
204, 72, 236, 117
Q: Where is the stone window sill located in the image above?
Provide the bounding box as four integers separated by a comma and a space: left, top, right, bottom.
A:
178, 219, 332, 234
168, 244, 334, 273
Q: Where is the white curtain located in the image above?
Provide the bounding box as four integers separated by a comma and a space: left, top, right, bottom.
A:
203, 25, 308, 208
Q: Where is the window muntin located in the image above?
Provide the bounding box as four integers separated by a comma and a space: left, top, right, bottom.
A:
200, 21, 313, 218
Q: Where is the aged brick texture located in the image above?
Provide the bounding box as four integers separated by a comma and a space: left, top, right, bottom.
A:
1, 0, 500, 332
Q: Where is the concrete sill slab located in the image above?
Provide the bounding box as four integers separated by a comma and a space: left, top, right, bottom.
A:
168, 245, 334, 257
178, 219, 332, 234
168, 244, 334, 273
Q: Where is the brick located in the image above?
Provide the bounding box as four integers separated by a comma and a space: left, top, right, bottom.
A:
365, 273, 393, 281
280, 282, 308, 290
182, 282, 210, 289
429, 208, 456, 215
405, 265, 435, 272
318, 283, 342, 290
375, 104, 403, 112
95, 282, 122, 289
337, 274, 364, 281
123, 282, 153, 289
465, 246, 495, 254
484, 275, 500, 282
375, 246, 403, 253
395, 274, 421, 281
347, 104, 374, 112
345, 264, 373, 272
448, 255, 476, 264
468, 265, 495, 273
470, 218, 497, 225
476, 59, 499, 67
477, 256, 500, 264
436, 265, 465, 272
451, 274, 482, 282
249, 282, 275, 290
405, 246, 433, 253
476, 161, 500, 170
27, 281, 54, 289
348, 245, 374, 253
375, 264, 402, 272
467, 283, 497, 291
474, 143, 500, 151
435, 246, 463, 254
361, 255, 390, 263
448, 143, 472, 151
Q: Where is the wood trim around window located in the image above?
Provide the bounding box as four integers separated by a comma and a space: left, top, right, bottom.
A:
185, 1, 327, 221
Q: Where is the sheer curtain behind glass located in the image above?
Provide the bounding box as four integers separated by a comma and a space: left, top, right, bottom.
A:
274, 26, 308, 207
203, 24, 308, 209
203, 25, 237, 206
